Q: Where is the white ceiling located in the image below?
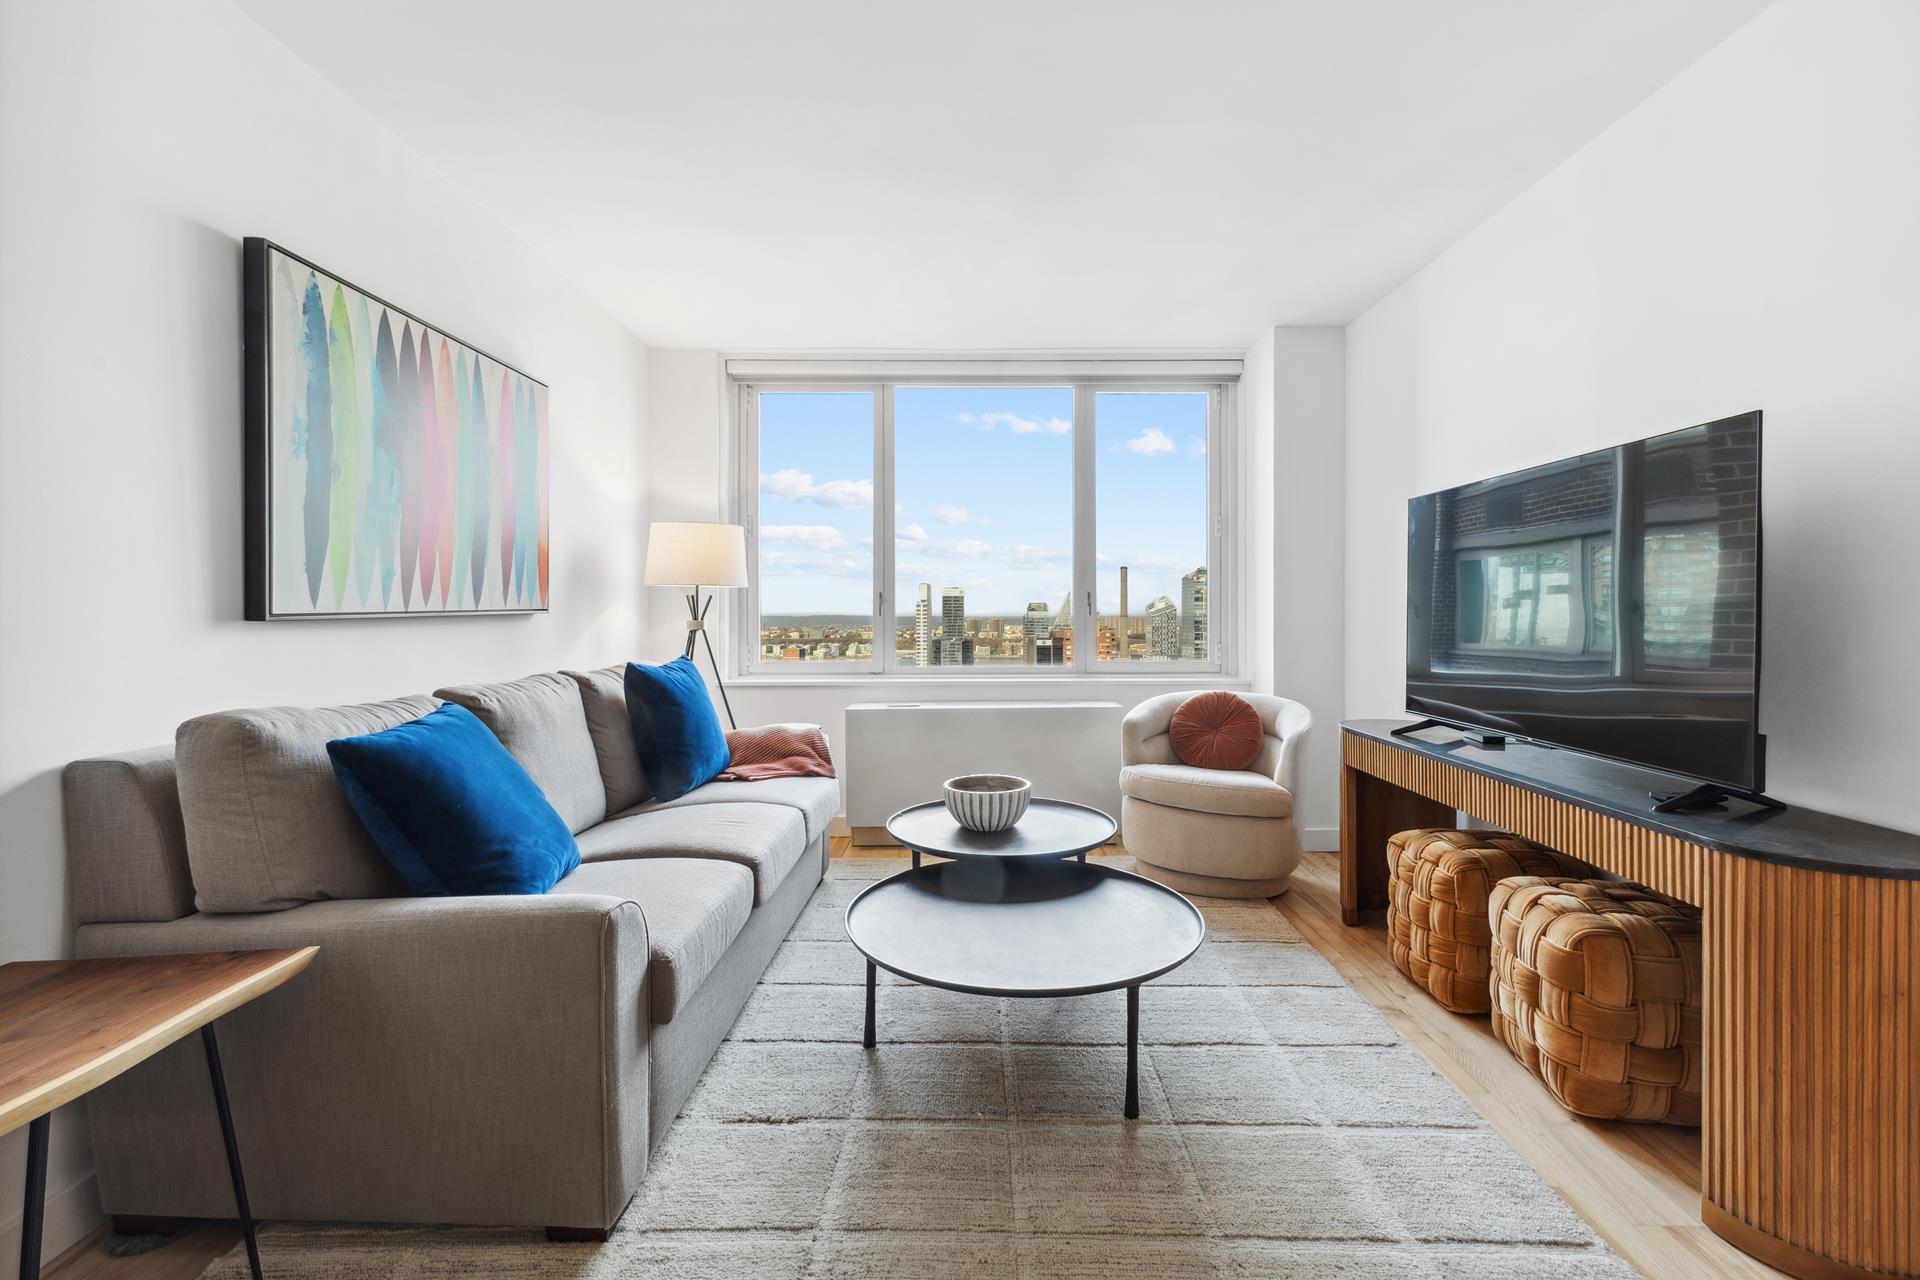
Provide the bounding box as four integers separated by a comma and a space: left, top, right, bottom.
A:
236, 0, 1767, 350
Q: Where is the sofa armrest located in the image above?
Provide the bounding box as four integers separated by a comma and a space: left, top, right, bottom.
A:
75, 893, 650, 1230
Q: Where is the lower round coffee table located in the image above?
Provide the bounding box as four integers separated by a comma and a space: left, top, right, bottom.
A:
845, 858, 1205, 1118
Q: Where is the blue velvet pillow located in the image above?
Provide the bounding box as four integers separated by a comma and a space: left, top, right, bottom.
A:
326, 703, 580, 897
623, 656, 729, 802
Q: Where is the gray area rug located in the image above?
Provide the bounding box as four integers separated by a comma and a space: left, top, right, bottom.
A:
206, 854, 1639, 1278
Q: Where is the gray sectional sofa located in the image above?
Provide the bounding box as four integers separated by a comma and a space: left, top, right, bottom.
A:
61, 665, 837, 1236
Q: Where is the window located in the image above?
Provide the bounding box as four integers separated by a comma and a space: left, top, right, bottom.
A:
736, 365, 1230, 675
752, 390, 876, 666
1094, 391, 1211, 664
894, 386, 1076, 669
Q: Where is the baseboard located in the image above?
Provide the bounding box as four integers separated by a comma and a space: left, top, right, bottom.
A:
0, 1170, 103, 1271
829, 813, 851, 838
1303, 826, 1339, 853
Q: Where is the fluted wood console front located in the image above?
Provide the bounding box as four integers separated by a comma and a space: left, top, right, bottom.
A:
1342, 722, 1920, 1280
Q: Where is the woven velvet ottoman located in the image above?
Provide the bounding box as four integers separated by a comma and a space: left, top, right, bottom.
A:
1385, 828, 1588, 1014
1489, 877, 1704, 1125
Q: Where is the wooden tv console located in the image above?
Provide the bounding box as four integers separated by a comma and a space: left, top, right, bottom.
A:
1341, 720, 1919, 1280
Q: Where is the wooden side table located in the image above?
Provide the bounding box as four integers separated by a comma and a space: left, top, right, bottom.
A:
0, 948, 317, 1280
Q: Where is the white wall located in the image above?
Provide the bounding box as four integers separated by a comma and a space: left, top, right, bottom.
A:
1240, 330, 1346, 846
1345, 0, 1920, 833
1239, 336, 1277, 698
1271, 330, 1346, 843
0, 0, 649, 1262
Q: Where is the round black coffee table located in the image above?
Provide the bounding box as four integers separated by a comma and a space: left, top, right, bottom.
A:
884, 798, 1117, 869
845, 858, 1204, 1118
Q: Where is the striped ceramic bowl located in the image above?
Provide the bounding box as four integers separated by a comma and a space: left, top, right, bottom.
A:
943, 774, 1032, 832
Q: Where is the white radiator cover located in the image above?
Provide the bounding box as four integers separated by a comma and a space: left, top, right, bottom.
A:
845, 701, 1125, 844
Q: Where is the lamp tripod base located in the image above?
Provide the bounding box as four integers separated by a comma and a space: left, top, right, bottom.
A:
683, 588, 737, 731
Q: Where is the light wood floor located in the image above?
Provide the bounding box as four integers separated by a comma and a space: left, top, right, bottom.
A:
45, 841, 1785, 1280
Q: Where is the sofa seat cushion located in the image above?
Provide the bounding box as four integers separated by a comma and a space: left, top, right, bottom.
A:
176, 696, 437, 913
577, 803, 807, 906
552, 857, 753, 1023
637, 775, 839, 845
435, 672, 607, 834
1119, 763, 1293, 819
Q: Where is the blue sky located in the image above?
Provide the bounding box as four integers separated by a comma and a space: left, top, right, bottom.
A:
757, 387, 1207, 617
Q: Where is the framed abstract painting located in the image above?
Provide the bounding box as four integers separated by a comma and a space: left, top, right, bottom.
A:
242, 238, 549, 618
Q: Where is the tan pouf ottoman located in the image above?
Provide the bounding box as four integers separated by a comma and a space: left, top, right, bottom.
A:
1385, 828, 1589, 1014
1489, 877, 1704, 1125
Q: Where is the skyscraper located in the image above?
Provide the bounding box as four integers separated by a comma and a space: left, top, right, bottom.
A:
1118, 565, 1129, 661
1181, 566, 1208, 660
939, 587, 969, 665
913, 582, 932, 668
1023, 600, 1051, 664
1146, 595, 1180, 659
1054, 594, 1072, 630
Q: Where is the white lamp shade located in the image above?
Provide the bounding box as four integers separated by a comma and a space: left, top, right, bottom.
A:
645, 521, 748, 588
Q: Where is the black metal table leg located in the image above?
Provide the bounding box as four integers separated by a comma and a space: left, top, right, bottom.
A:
863, 959, 877, 1048
203, 1026, 264, 1280
1124, 985, 1140, 1119
1077, 850, 1086, 863
912, 850, 921, 869
17, 1114, 48, 1280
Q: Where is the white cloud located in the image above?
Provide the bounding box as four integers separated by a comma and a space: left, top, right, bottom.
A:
760, 468, 874, 509
956, 410, 1071, 435
761, 524, 850, 551
1122, 427, 1176, 456
1187, 436, 1208, 457
908, 537, 1071, 571
933, 503, 991, 526
927, 537, 995, 558
759, 549, 866, 576
1002, 543, 1072, 570
898, 522, 929, 542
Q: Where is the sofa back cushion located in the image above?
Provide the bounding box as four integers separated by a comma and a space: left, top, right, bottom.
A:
176, 696, 436, 912
435, 672, 606, 833
564, 665, 651, 813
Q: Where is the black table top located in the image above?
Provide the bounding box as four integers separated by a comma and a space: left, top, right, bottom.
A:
844, 859, 1205, 997
1345, 720, 1920, 881
884, 798, 1117, 862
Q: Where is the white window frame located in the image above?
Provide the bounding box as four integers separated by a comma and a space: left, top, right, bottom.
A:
732, 360, 1235, 680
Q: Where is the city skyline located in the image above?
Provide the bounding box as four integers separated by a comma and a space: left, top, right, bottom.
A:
761, 564, 1209, 664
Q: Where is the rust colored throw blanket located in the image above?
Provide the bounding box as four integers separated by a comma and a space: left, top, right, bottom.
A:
718, 724, 836, 781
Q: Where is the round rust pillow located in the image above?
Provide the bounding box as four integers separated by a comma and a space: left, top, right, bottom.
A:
1168, 692, 1264, 771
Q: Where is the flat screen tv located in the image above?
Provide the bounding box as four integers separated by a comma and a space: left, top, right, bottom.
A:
1405, 411, 1772, 811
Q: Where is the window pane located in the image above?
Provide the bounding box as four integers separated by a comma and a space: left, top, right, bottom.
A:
893, 387, 1074, 668
756, 391, 874, 663
1094, 391, 1210, 662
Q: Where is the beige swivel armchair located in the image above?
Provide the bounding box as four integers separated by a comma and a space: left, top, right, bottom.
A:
1118, 691, 1312, 898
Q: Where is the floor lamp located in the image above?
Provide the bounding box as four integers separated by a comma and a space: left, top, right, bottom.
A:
644, 521, 748, 730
